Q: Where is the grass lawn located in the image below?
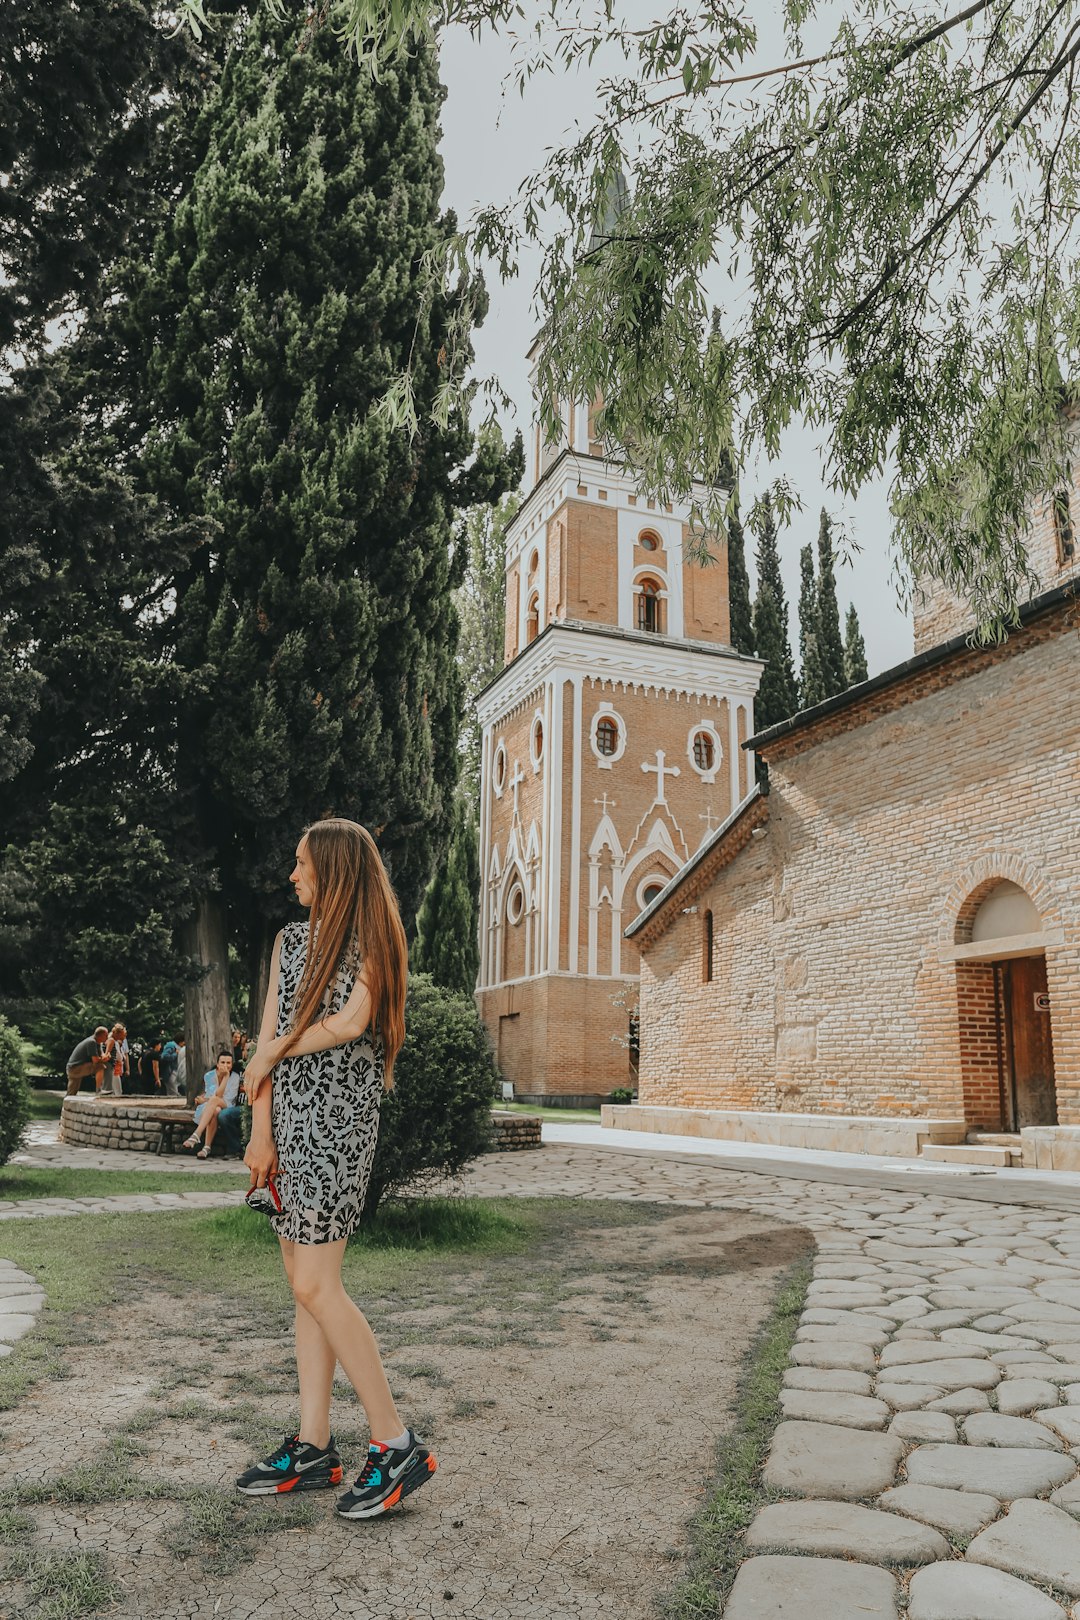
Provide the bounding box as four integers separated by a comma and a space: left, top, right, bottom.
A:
0, 1167, 250, 1200
27, 1092, 66, 1120
497, 1100, 602, 1123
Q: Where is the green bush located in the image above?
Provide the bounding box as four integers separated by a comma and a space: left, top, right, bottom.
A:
609, 1087, 635, 1105
363, 974, 499, 1223
0, 1017, 31, 1167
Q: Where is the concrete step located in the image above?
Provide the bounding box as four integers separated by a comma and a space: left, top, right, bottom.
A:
967, 1132, 1022, 1148
921, 1143, 1022, 1167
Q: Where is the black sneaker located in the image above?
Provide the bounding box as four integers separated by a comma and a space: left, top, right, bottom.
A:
335, 1430, 437, 1519
235, 1432, 344, 1495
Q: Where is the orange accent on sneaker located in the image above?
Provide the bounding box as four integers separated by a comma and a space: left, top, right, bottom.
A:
425, 1455, 438, 1473
381, 1485, 402, 1510
329, 1466, 343, 1485
276, 1476, 299, 1492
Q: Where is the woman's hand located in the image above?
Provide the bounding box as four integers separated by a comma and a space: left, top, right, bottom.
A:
245, 1130, 278, 1190
242, 1039, 279, 1105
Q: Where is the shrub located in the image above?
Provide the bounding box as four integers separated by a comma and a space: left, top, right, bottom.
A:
609, 1087, 635, 1105
0, 1016, 31, 1166
363, 974, 499, 1223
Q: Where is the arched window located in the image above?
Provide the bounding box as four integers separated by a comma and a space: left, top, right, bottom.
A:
693, 731, 715, 771
596, 716, 619, 756
526, 592, 540, 644
636, 577, 664, 634
703, 910, 714, 982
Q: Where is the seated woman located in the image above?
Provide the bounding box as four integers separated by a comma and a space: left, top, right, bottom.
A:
183, 1050, 240, 1159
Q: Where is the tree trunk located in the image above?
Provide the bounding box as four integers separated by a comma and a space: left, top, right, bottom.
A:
246, 920, 277, 1043
181, 891, 232, 1103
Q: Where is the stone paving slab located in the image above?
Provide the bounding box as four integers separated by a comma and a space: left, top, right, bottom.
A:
763, 1421, 904, 1500
744, 1500, 948, 1563
966, 1499, 1080, 1597
907, 1562, 1068, 1620
878, 1484, 1001, 1537
723, 1556, 898, 1620
0, 1265, 45, 1345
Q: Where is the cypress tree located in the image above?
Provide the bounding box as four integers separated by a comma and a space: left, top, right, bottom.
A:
411, 795, 481, 996
751, 494, 798, 730
816, 509, 847, 697
726, 493, 755, 656
797, 544, 827, 709
455, 492, 520, 803
38, 11, 515, 1074
844, 604, 869, 686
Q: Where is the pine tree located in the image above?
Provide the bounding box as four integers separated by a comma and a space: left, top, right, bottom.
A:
751, 494, 798, 730
797, 544, 827, 709
726, 493, 755, 656
816, 509, 847, 697
411, 795, 481, 996
11, 11, 517, 1075
844, 604, 869, 686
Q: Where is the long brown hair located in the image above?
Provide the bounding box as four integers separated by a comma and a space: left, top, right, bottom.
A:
279, 819, 407, 1089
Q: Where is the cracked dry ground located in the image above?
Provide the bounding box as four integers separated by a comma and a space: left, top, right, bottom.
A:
0, 1192, 807, 1620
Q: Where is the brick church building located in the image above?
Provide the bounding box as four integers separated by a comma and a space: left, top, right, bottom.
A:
615, 481, 1080, 1170
474, 346, 762, 1105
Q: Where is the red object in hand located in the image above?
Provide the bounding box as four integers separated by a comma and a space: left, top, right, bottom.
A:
244, 1175, 284, 1216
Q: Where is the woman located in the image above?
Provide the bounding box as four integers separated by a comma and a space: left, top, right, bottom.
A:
182, 1049, 238, 1159
237, 818, 436, 1519
99, 1024, 127, 1097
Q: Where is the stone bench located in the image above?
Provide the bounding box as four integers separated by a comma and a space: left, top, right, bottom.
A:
60, 1095, 195, 1154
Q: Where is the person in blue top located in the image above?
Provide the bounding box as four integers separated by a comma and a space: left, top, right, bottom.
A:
183, 1050, 240, 1159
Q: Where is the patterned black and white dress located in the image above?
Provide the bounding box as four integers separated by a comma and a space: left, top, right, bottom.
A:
269, 920, 384, 1246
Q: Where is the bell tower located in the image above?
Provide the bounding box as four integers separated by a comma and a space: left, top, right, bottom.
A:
475, 361, 763, 1107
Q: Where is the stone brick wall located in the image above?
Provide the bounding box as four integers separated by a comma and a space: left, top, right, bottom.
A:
637, 605, 1080, 1124
489, 1111, 543, 1151
60, 1096, 191, 1152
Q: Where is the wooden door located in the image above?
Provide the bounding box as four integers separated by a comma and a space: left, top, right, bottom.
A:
1003, 957, 1057, 1129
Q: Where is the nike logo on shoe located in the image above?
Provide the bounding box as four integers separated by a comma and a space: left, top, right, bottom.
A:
388, 1451, 419, 1481
294, 1453, 332, 1472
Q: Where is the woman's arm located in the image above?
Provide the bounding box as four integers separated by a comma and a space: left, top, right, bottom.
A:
243, 933, 285, 1106
244, 971, 373, 1103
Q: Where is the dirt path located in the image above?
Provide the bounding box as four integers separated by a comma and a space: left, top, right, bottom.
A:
1, 1204, 808, 1620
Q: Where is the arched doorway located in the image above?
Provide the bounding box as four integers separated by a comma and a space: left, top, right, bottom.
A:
954, 880, 1057, 1131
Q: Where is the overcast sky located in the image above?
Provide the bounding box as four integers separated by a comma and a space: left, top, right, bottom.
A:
436, 10, 914, 677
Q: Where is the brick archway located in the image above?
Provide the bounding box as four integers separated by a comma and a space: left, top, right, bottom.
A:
943, 860, 1060, 1133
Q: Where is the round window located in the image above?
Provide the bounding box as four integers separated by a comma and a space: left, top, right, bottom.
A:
493, 743, 507, 793
531, 715, 544, 767
642, 882, 665, 906
529, 548, 539, 576
507, 884, 525, 925
639, 531, 660, 551
692, 731, 715, 771
596, 717, 619, 757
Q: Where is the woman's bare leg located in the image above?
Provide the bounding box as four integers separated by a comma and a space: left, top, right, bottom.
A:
279, 1237, 336, 1449
288, 1239, 402, 1443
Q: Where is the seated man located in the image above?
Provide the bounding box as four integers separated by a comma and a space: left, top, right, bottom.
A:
183, 1050, 240, 1159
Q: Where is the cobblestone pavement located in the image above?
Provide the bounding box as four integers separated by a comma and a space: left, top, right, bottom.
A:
462, 1145, 1080, 1618
8, 1127, 1080, 1613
